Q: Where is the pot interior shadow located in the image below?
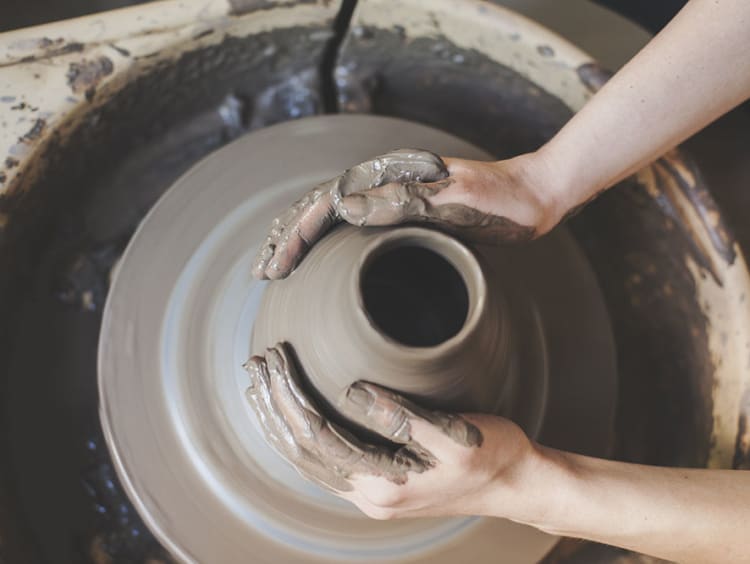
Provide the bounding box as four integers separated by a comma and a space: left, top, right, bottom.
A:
360, 245, 469, 347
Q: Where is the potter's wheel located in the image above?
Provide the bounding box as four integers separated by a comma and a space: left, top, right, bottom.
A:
99, 115, 617, 563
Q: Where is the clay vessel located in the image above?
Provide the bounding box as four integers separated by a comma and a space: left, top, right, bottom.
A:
251, 225, 524, 418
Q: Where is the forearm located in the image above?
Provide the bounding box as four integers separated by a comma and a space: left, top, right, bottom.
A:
538, 0, 750, 215
500, 446, 750, 563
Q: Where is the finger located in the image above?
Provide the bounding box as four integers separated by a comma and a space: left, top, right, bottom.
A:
264, 345, 375, 481
368, 149, 449, 188
268, 345, 391, 464
265, 345, 324, 442
251, 181, 338, 280
251, 203, 300, 280
265, 346, 432, 485
253, 344, 434, 492
337, 179, 451, 227
265, 348, 383, 467
339, 382, 483, 450
337, 149, 448, 198
338, 381, 416, 444
269, 344, 328, 416
243, 356, 300, 457
247, 347, 357, 492
264, 183, 339, 280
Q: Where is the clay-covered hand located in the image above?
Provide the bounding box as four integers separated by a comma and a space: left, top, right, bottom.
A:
244, 342, 534, 518
252, 150, 562, 279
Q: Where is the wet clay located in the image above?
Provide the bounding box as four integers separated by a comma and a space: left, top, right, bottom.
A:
338, 180, 537, 243
341, 382, 484, 449
252, 149, 535, 280
244, 344, 482, 493
244, 345, 440, 492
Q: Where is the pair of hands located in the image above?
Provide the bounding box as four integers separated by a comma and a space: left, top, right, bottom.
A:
247, 0, 750, 555
246, 149, 562, 520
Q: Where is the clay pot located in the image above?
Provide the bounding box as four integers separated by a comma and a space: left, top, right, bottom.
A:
251, 225, 527, 419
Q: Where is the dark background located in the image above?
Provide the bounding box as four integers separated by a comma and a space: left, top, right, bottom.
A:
0, 0, 688, 34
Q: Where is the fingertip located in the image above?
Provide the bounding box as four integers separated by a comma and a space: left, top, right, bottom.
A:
265, 240, 304, 280
243, 355, 269, 392
252, 262, 270, 280
264, 260, 290, 280
267, 255, 298, 279
271, 341, 292, 363
264, 345, 284, 370
252, 239, 277, 278
242, 355, 263, 372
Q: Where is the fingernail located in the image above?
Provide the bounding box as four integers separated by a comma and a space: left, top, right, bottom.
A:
344, 383, 375, 413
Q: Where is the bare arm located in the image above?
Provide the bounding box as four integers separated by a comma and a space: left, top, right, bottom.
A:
541, 0, 750, 215
253, 2, 750, 280
510, 447, 750, 563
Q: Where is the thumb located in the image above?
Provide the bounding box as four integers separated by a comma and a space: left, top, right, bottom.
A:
336, 181, 448, 227
338, 382, 482, 450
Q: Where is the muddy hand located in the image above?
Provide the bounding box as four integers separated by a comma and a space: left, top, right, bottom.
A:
242, 343, 486, 497
252, 149, 448, 279
336, 382, 532, 519
252, 150, 561, 280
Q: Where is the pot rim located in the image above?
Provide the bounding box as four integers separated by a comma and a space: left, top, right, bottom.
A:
351, 225, 488, 358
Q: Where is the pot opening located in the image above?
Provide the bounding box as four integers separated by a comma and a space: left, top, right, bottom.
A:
360, 244, 469, 347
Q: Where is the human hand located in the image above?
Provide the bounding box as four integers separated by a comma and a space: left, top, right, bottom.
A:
251, 150, 563, 280
243, 342, 535, 519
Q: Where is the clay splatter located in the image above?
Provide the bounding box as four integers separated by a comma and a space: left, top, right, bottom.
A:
10, 102, 37, 111
228, 0, 318, 16
19, 118, 46, 142
537, 45, 555, 57
108, 44, 131, 58
66, 57, 114, 101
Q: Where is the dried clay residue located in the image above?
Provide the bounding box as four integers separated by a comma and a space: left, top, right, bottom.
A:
66, 56, 114, 102
10, 102, 38, 111
228, 0, 319, 16
14, 39, 85, 64
640, 151, 737, 285
19, 118, 46, 143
